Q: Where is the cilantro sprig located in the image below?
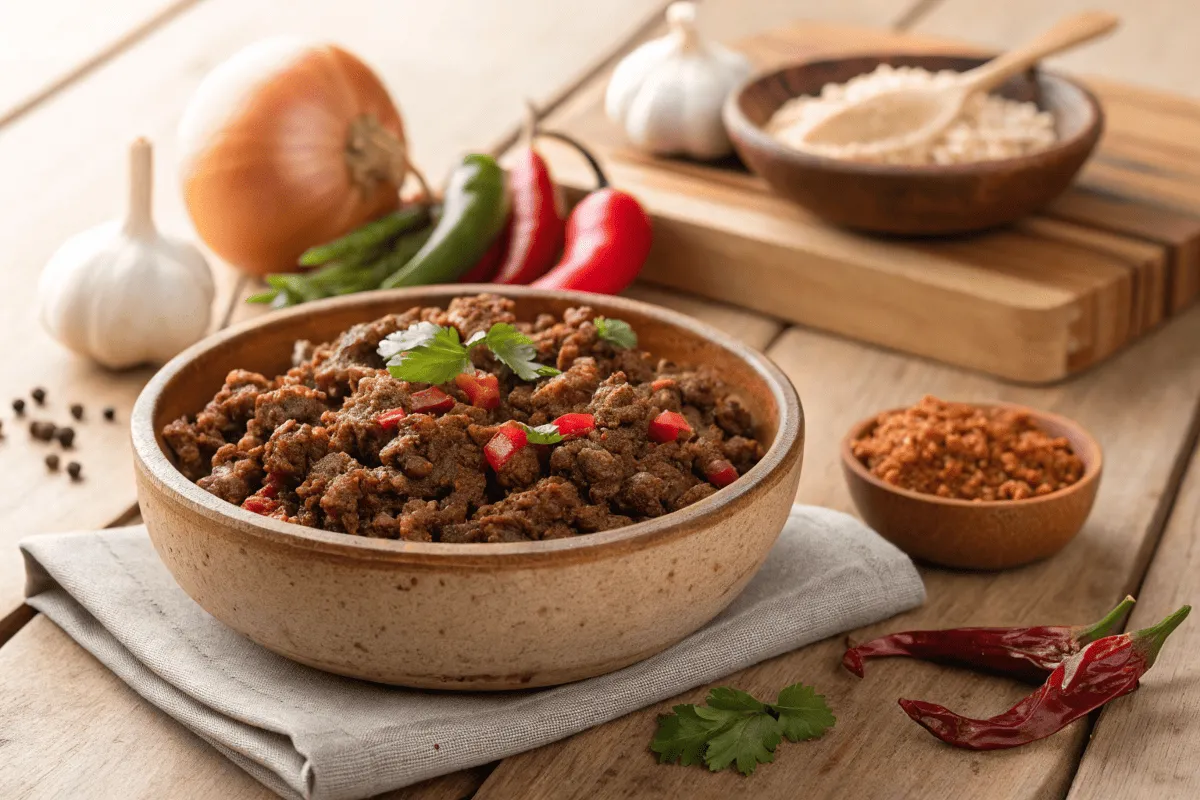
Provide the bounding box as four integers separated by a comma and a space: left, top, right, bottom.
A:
518, 422, 563, 445
378, 322, 560, 384
595, 317, 637, 349
651, 683, 835, 776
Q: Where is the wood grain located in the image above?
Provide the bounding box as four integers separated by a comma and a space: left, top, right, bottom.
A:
0, 0, 671, 622
474, 306, 1200, 800
1066, 434, 1200, 799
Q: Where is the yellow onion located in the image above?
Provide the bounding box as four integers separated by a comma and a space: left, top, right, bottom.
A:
178, 38, 410, 275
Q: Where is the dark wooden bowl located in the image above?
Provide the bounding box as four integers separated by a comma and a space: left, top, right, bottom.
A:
841, 403, 1102, 570
132, 286, 805, 689
723, 54, 1104, 235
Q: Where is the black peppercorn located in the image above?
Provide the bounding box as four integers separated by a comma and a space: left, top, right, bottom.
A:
45, 453, 60, 471
66, 461, 82, 480
30, 420, 56, 441
57, 427, 75, 448
12, 398, 25, 415
70, 404, 84, 421
31, 387, 46, 405
103, 407, 116, 422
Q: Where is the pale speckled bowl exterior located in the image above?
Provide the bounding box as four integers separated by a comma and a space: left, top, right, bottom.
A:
841, 403, 1101, 570
132, 286, 804, 690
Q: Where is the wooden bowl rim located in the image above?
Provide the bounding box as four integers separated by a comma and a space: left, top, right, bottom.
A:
840, 402, 1102, 509
724, 52, 1104, 178
132, 285, 804, 567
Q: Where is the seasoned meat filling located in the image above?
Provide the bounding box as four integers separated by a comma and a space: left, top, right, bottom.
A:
164, 295, 764, 541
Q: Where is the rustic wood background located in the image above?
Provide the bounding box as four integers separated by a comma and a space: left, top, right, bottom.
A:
0, 1, 1197, 798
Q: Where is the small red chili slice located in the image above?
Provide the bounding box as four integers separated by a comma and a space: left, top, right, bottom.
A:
552, 412, 595, 438
484, 424, 528, 471
705, 459, 739, 488
648, 410, 692, 443
651, 378, 676, 392
455, 371, 501, 410
242, 495, 280, 515
409, 387, 455, 415
375, 407, 407, 431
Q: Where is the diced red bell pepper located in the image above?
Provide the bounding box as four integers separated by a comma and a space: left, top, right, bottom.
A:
651, 378, 676, 392
375, 407, 407, 431
410, 386, 455, 415
648, 410, 692, 443
455, 371, 501, 410
705, 459, 739, 488
484, 424, 528, 471
260, 482, 278, 500
552, 412, 595, 438
242, 495, 280, 515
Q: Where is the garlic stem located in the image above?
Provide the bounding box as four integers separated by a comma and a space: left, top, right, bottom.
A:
124, 137, 157, 238
666, 2, 700, 51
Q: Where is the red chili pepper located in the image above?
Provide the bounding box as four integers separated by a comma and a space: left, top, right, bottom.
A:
844, 597, 1135, 684
530, 132, 651, 295
409, 386, 455, 415
704, 459, 739, 488
242, 495, 280, 515
900, 605, 1190, 750
649, 410, 692, 443
484, 424, 528, 471
494, 105, 565, 284
458, 219, 509, 283
552, 412, 594, 438
454, 371, 500, 410
375, 407, 407, 431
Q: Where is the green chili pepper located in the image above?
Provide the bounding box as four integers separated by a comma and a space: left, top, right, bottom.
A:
298, 204, 430, 267
381, 154, 509, 288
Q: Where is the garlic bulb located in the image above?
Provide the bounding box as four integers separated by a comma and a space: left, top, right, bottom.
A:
39, 139, 214, 369
604, 2, 752, 159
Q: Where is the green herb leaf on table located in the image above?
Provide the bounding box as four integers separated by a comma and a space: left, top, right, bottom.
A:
384, 326, 473, 385
595, 317, 637, 349
651, 682, 834, 777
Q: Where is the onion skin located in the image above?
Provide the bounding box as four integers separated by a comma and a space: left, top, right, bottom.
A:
179, 39, 405, 276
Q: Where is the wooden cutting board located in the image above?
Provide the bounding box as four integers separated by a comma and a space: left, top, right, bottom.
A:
533, 21, 1200, 383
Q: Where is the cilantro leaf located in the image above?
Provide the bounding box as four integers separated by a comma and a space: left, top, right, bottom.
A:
651, 705, 730, 767
481, 323, 561, 381
520, 422, 564, 445
385, 326, 473, 385
706, 687, 767, 713
595, 317, 637, 349
771, 684, 836, 742
703, 713, 781, 776
377, 321, 442, 361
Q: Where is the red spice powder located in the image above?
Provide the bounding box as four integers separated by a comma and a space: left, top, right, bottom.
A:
852, 395, 1084, 501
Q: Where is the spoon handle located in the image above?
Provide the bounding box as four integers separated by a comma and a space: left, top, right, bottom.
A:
961, 11, 1119, 94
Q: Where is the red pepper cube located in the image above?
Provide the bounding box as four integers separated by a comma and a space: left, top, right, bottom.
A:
455, 371, 501, 410
484, 424, 528, 471
648, 410, 692, 443
650, 378, 676, 392
705, 459, 739, 488
410, 387, 455, 415
242, 495, 280, 515
551, 412, 595, 439
375, 407, 407, 431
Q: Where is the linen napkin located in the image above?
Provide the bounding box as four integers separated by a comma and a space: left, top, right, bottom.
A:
21, 504, 923, 800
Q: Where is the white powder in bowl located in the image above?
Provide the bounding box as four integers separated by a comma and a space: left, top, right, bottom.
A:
765, 64, 1058, 165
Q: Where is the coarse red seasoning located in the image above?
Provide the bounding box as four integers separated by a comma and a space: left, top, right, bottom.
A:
852, 395, 1084, 501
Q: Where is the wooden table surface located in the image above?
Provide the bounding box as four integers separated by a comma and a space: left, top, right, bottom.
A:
1, 1, 1197, 798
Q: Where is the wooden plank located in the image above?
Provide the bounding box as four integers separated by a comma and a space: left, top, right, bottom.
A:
0, 0, 671, 622
475, 306, 1200, 800
0, 616, 491, 800
1066, 433, 1200, 800
0, 0, 199, 127
912, 0, 1200, 100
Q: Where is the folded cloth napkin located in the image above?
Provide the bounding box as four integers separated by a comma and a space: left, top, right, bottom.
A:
21, 504, 923, 800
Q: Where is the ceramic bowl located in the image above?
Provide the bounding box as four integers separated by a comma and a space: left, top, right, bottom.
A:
840, 403, 1101, 569
132, 286, 804, 690
724, 54, 1104, 235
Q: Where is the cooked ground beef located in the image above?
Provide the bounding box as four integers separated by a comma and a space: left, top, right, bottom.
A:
165, 295, 763, 542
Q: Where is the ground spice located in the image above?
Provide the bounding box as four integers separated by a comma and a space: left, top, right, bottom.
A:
852, 395, 1084, 501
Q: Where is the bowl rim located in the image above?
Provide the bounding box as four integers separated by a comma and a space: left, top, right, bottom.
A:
840, 401, 1103, 508
723, 52, 1105, 177
132, 285, 805, 567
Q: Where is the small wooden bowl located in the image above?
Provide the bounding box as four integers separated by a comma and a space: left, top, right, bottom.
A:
132, 286, 804, 690
840, 404, 1102, 569
724, 54, 1104, 235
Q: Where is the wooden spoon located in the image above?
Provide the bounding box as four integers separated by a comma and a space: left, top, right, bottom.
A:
797, 11, 1119, 157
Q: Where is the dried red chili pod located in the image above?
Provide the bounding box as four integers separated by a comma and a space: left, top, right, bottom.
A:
899, 605, 1190, 750
844, 596, 1135, 684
